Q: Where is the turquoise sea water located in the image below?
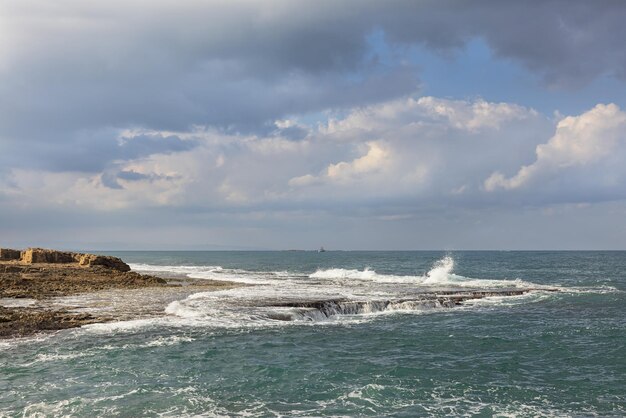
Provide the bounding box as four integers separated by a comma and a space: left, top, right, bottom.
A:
1, 251, 625, 416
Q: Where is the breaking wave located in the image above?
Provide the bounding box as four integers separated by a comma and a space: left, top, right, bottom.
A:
423, 256, 455, 283
121, 255, 593, 329
308, 256, 534, 288
131, 256, 557, 289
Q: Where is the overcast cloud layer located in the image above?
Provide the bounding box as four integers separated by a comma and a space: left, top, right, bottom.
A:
1, 1, 626, 249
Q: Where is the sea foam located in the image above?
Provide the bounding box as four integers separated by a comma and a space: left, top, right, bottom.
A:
308, 255, 527, 288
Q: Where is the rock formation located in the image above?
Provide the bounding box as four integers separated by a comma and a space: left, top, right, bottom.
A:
20, 248, 75, 264
0, 247, 131, 272
73, 253, 130, 272
0, 307, 98, 338
0, 248, 21, 261
1, 247, 239, 338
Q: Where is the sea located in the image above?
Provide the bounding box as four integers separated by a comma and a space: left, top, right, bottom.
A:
1, 251, 625, 417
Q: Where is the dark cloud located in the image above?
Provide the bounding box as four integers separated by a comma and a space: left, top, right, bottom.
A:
100, 171, 124, 190
116, 170, 151, 182
103, 168, 180, 189
1, 132, 198, 173
1, 1, 626, 249
2, 0, 624, 146
119, 134, 197, 159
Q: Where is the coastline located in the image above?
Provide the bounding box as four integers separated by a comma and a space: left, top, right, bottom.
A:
0, 248, 242, 339
1, 248, 558, 339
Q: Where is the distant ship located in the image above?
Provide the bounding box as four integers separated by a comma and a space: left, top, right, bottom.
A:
318, 246, 326, 252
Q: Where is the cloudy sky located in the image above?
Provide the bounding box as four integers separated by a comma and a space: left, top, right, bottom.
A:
2, 0, 626, 250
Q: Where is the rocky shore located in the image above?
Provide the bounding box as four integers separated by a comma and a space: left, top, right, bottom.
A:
0, 248, 239, 338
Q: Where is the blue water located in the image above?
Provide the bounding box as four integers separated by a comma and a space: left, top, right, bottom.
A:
1, 251, 625, 416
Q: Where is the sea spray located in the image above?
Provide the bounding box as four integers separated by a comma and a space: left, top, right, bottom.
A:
423, 255, 455, 284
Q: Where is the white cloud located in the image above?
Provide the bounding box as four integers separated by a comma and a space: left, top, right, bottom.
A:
321, 96, 534, 138
1, 95, 551, 212
416, 97, 535, 131
485, 103, 626, 191
288, 140, 391, 187
288, 174, 320, 188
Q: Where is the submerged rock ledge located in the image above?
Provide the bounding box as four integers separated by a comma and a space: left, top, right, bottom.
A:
266, 289, 559, 321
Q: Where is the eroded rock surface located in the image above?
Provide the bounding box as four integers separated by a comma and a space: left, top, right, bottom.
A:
0, 263, 167, 299
0, 306, 98, 338
0, 248, 244, 338
0, 248, 21, 261
0, 248, 167, 338
14, 248, 131, 272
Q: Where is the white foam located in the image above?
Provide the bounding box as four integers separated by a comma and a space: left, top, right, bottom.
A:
310, 268, 378, 280
121, 256, 583, 330
141, 335, 194, 347
130, 262, 283, 284
561, 284, 621, 294
22, 399, 76, 417
0, 298, 37, 308
82, 318, 163, 334
129, 263, 223, 275
422, 256, 454, 284
186, 270, 275, 284
308, 257, 535, 289
164, 301, 206, 318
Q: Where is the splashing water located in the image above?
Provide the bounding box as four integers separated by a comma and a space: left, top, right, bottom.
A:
423, 256, 455, 284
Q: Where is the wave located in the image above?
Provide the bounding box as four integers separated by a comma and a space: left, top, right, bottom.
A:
308, 256, 536, 288
128, 263, 223, 275
309, 268, 378, 280
163, 287, 548, 328
129, 263, 298, 285
131, 256, 550, 289
423, 256, 455, 284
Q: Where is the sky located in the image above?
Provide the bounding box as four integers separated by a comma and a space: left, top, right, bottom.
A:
1, 0, 626, 250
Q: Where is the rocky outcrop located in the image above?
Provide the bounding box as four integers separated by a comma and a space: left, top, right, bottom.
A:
0, 248, 241, 338
0, 306, 99, 338
8, 248, 131, 272
0, 248, 21, 261
20, 248, 75, 264
73, 253, 131, 272
0, 263, 167, 299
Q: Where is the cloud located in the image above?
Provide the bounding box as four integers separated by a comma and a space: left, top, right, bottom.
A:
1, 96, 549, 213
0, 129, 200, 175
2, 2, 626, 248
0, 1, 421, 144
3, 94, 626, 249
485, 103, 626, 192
290, 141, 391, 186
1, 1, 625, 148
322, 96, 533, 136
416, 97, 536, 132
12, 98, 619, 215
1, 1, 624, 201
